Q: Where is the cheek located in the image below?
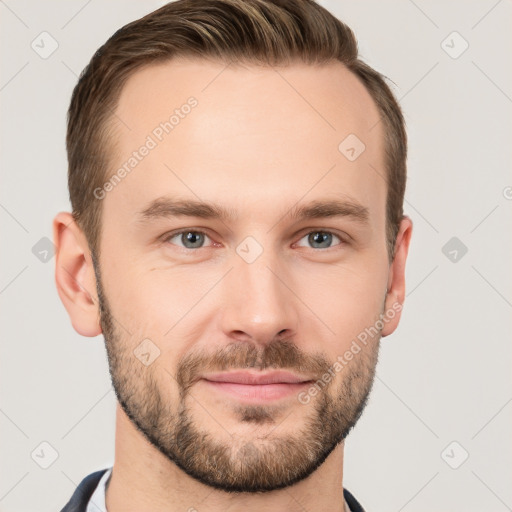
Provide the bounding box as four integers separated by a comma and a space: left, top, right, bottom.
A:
101, 243, 388, 358
101, 260, 192, 332
104, 265, 213, 373
299, 261, 387, 347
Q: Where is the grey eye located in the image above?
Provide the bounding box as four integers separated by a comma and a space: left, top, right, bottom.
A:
297, 231, 342, 249
167, 231, 209, 249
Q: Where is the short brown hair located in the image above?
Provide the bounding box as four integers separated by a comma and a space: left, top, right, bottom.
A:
67, 0, 407, 263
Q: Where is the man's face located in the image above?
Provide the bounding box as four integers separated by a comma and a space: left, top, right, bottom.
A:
95, 58, 393, 492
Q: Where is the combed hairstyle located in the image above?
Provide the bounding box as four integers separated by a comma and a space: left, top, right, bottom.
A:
67, 0, 407, 263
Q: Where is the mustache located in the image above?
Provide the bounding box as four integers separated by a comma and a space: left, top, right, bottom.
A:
176, 338, 332, 395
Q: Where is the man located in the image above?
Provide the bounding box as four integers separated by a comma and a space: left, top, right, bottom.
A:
54, 0, 412, 510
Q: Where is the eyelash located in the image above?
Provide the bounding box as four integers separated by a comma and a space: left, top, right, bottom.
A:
162, 229, 347, 251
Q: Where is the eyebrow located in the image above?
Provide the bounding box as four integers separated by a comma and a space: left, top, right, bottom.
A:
135, 196, 370, 225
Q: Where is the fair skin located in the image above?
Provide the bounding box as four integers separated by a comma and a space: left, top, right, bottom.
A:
54, 58, 412, 512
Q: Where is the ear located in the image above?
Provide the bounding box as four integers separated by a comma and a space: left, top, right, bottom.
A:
52, 211, 102, 337
381, 215, 413, 337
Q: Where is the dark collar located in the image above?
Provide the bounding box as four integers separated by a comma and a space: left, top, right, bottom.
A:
60, 469, 108, 512
61, 469, 366, 512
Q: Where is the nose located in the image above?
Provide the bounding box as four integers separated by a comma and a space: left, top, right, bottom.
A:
218, 243, 299, 346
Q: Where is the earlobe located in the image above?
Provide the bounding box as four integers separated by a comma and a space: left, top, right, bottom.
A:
53, 211, 102, 337
381, 216, 413, 337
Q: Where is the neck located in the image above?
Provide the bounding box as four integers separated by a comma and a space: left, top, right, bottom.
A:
105, 405, 348, 512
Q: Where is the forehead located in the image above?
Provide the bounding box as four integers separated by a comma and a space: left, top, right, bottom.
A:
104, 58, 386, 230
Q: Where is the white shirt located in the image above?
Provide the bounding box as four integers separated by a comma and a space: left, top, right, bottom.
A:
85, 466, 353, 512
86, 467, 112, 512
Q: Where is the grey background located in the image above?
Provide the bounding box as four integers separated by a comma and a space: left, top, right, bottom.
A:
1, 1, 511, 511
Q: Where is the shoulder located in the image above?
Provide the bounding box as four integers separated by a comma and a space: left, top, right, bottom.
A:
60, 469, 109, 512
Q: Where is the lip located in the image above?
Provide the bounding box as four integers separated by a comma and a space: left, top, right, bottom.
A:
202, 370, 313, 385
200, 370, 314, 402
